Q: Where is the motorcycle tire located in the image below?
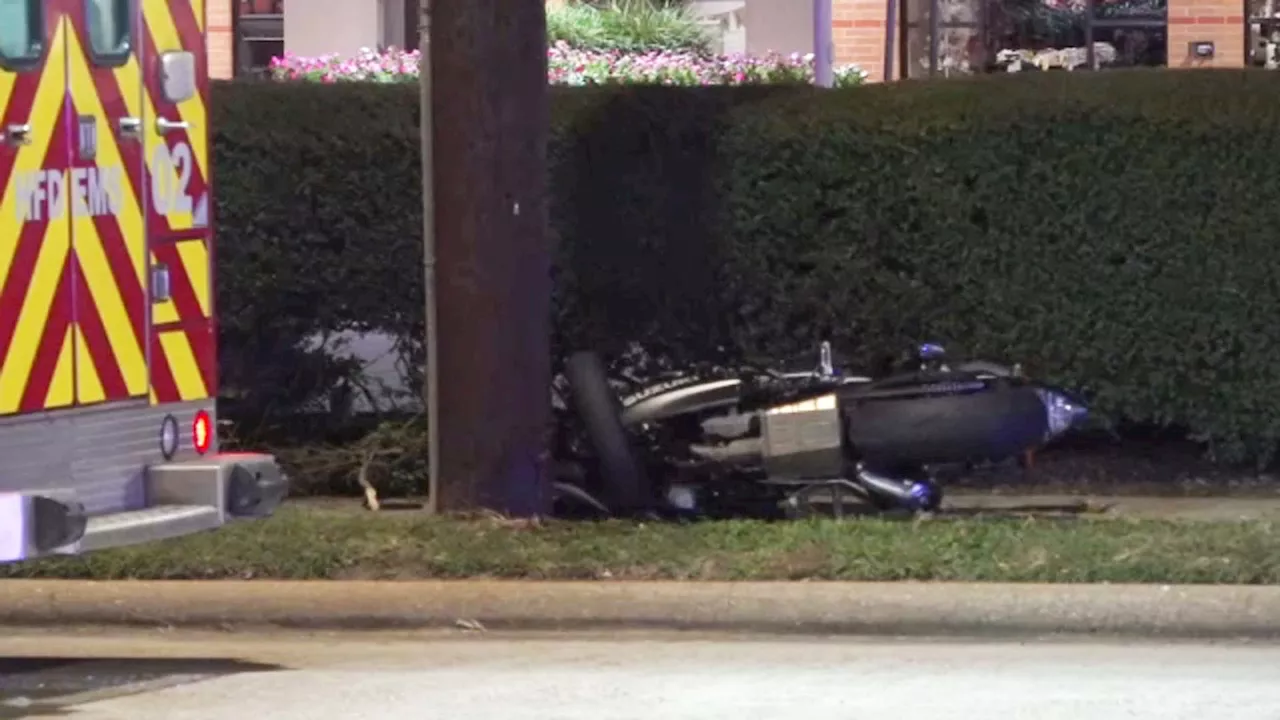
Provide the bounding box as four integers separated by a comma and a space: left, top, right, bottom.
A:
564, 351, 649, 513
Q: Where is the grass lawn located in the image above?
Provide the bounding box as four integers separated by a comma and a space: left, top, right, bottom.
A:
2, 502, 1277, 583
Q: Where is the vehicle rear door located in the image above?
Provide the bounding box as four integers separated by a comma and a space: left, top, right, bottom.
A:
67, 0, 149, 406
0, 0, 75, 415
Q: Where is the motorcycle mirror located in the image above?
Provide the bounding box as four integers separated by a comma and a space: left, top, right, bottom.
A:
918, 342, 947, 361
819, 341, 834, 377
916, 342, 949, 372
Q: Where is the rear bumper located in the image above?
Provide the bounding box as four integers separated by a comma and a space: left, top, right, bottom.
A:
0, 452, 288, 564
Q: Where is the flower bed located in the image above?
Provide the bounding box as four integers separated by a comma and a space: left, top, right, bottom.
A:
269, 44, 868, 87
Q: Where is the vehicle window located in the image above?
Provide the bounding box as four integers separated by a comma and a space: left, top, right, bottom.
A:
0, 0, 41, 68
86, 0, 131, 63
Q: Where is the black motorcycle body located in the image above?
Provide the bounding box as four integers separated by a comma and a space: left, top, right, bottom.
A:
555, 343, 1089, 518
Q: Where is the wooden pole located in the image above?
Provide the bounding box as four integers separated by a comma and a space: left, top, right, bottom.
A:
428, 0, 552, 515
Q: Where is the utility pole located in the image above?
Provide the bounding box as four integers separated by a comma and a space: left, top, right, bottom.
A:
417, 0, 439, 513
813, 0, 833, 87
423, 0, 552, 516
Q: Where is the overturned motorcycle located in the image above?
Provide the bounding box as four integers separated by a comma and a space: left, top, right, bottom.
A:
551, 342, 1090, 519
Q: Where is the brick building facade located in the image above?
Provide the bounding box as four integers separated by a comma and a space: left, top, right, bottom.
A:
210, 0, 234, 78
209, 0, 1263, 82
840, 0, 1248, 81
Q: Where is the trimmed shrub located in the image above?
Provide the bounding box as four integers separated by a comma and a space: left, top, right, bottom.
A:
711, 71, 1280, 464
213, 71, 1280, 465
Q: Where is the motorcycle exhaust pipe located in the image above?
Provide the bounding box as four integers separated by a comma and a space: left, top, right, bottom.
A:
689, 438, 763, 465
855, 464, 939, 511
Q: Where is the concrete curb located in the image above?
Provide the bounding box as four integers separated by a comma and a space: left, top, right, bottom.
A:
3, 580, 1280, 638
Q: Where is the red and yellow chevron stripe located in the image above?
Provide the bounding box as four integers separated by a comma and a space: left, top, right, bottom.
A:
0, 0, 216, 416
0, 17, 76, 415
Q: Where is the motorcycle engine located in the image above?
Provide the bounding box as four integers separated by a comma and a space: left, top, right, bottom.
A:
757, 393, 847, 479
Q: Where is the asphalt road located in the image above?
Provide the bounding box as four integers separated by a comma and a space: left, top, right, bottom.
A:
3, 629, 1280, 719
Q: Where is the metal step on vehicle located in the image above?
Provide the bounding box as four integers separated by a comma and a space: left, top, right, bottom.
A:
0, 404, 287, 563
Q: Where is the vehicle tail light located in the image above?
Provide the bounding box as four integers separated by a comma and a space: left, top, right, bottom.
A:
192, 410, 212, 455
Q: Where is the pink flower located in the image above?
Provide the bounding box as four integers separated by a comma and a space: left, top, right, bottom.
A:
268, 48, 867, 87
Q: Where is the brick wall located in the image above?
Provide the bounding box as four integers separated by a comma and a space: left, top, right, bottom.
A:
1168, 0, 1245, 67
210, 0, 234, 79
834, 0, 891, 81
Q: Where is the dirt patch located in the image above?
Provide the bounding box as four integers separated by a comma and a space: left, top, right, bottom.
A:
950, 437, 1280, 497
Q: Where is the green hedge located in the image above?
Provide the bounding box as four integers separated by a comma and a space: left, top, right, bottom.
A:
213, 71, 1280, 465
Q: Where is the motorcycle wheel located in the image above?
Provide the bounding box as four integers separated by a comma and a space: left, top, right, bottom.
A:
564, 351, 648, 514
782, 481, 876, 520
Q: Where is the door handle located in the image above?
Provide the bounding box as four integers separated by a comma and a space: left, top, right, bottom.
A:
118, 116, 142, 139
1, 123, 32, 147
155, 117, 189, 135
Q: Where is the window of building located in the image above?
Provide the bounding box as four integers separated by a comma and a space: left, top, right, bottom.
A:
404, 0, 422, 52
902, 0, 1167, 77
1248, 0, 1280, 67
0, 0, 42, 69
235, 0, 283, 78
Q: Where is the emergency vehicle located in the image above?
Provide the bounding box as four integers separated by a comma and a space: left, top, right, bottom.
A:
0, 0, 287, 563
